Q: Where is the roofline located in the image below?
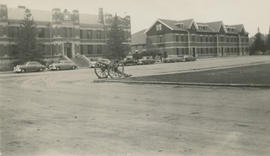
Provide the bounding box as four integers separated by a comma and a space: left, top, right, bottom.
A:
188, 19, 198, 29
132, 29, 147, 35
145, 19, 174, 33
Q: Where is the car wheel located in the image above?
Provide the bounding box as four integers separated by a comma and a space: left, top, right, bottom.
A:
72, 66, 76, 70
21, 69, 25, 73
56, 67, 60, 70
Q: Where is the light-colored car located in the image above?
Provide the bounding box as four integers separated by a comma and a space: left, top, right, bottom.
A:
13, 61, 46, 73
163, 57, 185, 63
49, 60, 78, 70
137, 58, 155, 65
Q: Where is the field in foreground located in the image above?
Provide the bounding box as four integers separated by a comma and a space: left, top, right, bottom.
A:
128, 63, 270, 85
1, 68, 270, 156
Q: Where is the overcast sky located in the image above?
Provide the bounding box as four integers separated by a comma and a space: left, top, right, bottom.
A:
2, 0, 270, 36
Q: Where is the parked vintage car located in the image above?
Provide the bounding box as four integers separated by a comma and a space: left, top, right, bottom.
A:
163, 57, 185, 63
137, 58, 156, 65
123, 58, 138, 66
163, 57, 175, 63
13, 61, 46, 73
49, 60, 78, 70
184, 55, 196, 61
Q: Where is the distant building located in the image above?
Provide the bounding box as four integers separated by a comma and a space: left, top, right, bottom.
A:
144, 18, 249, 57
0, 4, 131, 59
131, 29, 147, 55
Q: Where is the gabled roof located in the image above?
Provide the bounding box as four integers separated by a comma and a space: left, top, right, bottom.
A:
205, 21, 224, 32
146, 18, 247, 35
131, 29, 147, 45
179, 18, 196, 29
159, 19, 180, 30
196, 22, 214, 33
146, 19, 174, 32
146, 18, 197, 33
230, 24, 245, 33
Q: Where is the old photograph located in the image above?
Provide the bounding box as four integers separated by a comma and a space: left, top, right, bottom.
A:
0, 0, 270, 155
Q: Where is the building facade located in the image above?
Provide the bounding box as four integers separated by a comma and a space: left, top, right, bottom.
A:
0, 4, 131, 59
145, 19, 249, 57
131, 29, 147, 55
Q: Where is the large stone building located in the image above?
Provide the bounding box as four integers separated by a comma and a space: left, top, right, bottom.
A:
134, 18, 249, 57
0, 4, 131, 59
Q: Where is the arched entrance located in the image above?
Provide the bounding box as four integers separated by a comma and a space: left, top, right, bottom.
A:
64, 43, 72, 58
192, 48, 196, 57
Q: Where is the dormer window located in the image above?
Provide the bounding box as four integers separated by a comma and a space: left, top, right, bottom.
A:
156, 24, 162, 31
198, 25, 208, 30
227, 27, 235, 32
175, 23, 184, 29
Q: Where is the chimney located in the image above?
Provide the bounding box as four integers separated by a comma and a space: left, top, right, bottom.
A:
0, 4, 8, 21
98, 8, 104, 24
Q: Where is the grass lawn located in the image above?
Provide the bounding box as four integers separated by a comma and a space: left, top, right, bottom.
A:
128, 63, 270, 85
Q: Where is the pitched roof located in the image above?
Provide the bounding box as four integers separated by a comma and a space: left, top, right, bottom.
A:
179, 18, 195, 29
7, 7, 99, 25
79, 13, 99, 25
146, 18, 248, 35
205, 21, 224, 32
197, 22, 214, 33
131, 29, 147, 45
229, 24, 244, 33
8, 8, 25, 20
159, 18, 194, 30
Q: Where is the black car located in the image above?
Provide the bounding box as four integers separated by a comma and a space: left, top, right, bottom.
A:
13, 61, 46, 73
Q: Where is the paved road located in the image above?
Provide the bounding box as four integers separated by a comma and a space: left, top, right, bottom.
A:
1, 56, 270, 156
126, 55, 270, 77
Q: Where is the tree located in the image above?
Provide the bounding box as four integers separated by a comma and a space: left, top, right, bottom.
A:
13, 9, 43, 63
250, 32, 266, 55
105, 15, 130, 60
266, 33, 270, 51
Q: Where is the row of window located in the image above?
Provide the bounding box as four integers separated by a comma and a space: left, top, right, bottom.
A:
174, 47, 249, 56
197, 48, 218, 56
156, 35, 249, 43
80, 45, 103, 54
176, 48, 189, 56
2, 27, 131, 40
80, 30, 104, 39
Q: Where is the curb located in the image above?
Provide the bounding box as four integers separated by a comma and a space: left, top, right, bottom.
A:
93, 79, 270, 88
